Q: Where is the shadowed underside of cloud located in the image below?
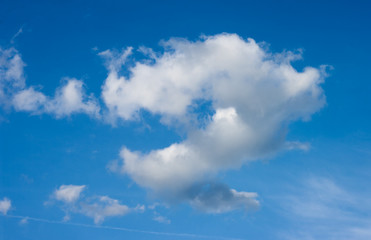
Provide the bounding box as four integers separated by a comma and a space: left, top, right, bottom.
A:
185, 183, 259, 213
104, 33, 327, 213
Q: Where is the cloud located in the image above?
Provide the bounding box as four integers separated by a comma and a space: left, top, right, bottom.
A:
287, 177, 355, 219
186, 183, 259, 214
10, 26, 24, 44
153, 215, 171, 224
44, 79, 100, 118
5, 214, 244, 240
54, 185, 86, 203
19, 217, 28, 225
102, 33, 326, 213
0, 197, 11, 215
280, 177, 371, 240
51, 185, 141, 224
12, 87, 47, 112
79, 196, 130, 224
0, 48, 25, 108
101, 34, 325, 124
0, 47, 100, 118
12, 79, 100, 118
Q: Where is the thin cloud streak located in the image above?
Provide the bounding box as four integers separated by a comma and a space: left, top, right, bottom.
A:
2, 214, 244, 240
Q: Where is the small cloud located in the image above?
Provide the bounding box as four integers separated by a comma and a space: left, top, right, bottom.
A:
106, 159, 121, 173
19, 217, 28, 225
0, 197, 11, 215
0, 48, 101, 119
63, 213, 71, 222
285, 141, 311, 151
148, 202, 160, 210
49, 185, 142, 224
153, 215, 171, 224
134, 204, 145, 212
79, 196, 131, 224
10, 26, 24, 44
54, 184, 85, 203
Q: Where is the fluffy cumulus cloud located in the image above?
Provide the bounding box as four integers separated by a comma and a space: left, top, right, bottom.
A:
1, 33, 327, 214
79, 196, 130, 224
103, 33, 327, 212
53, 184, 86, 203
12, 78, 100, 118
51, 184, 141, 224
0, 197, 11, 215
0, 48, 100, 118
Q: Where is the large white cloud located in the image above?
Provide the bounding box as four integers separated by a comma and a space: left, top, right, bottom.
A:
0, 48, 100, 118
103, 33, 327, 212
101, 34, 325, 124
1, 33, 327, 214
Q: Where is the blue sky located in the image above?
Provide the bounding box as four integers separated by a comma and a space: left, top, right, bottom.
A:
1, 0, 371, 239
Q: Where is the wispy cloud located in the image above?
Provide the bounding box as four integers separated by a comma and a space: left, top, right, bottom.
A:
2, 214, 244, 240
278, 176, 371, 240
10, 26, 24, 44
153, 215, 171, 224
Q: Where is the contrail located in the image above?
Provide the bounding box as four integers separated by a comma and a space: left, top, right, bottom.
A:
10, 25, 24, 43
2, 214, 244, 240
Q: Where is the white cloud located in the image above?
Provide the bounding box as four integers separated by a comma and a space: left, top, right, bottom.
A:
0, 48, 25, 108
101, 34, 325, 124
153, 215, 171, 224
280, 177, 371, 240
12, 79, 100, 118
0, 197, 11, 215
51, 185, 140, 224
80, 196, 130, 224
19, 217, 28, 225
103, 34, 326, 212
54, 184, 85, 203
12, 87, 47, 112
43, 79, 100, 118
0, 47, 100, 118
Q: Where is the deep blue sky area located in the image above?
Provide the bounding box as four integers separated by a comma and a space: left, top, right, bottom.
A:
1, 1, 371, 240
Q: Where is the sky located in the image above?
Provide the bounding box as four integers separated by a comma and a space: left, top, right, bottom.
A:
0, 0, 371, 239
